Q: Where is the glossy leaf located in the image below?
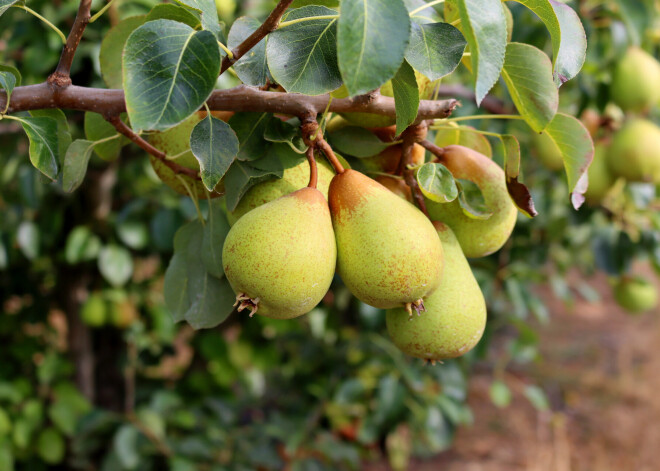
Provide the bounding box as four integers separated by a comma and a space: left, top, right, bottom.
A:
229, 112, 273, 161
228, 16, 270, 86
392, 60, 419, 136
190, 115, 239, 191
501, 43, 558, 133
338, 0, 410, 96
416, 162, 458, 202
202, 200, 230, 278
327, 126, 390, 158
18, 116, 59, 180
267, 6, 341, 95
405, 22, 466, 81
123, 19, 220, 132
62, 140, 95, 193
456, 0, 507, 105
500, 134, 537, 217
100, 15, 146, 89
146, 3, 201, 29
223, 159, 283, 211
456, 179, 492, 219
0, 70, 15, 110
98, 245, 133, 287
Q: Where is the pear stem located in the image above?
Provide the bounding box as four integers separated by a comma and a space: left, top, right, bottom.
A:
306, 146, 318, 188
419, 139, 447, 163
317, 138, 345, 174
401, 125, 430, 217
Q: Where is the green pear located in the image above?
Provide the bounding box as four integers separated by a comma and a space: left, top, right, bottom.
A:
425, 145, 517, 258
584, 143, 614, 206
607, 118, 660, 183
80, 293, 107, 327
223, 187, 336, 319
329, 169, 443, 310
386, 222, 486, 361
610, 47, 660, 113
227, 156, 336, 225
613, 276, 658, 314
149, 111, 233, 198
531, 131, 563, 171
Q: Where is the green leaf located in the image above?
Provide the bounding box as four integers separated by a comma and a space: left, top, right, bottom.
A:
267, 5, 342, 95
0, 0, 20, 18
202, 199, 230, 278
228, 17, 271, 86
539, 112, 594, 208
0, 70, 16, 110
523, 385, 549, 411
616, 0, 655, 47
48, 383, 91, 436
416, 162, 458, 202
65, 226, 101, 264
113, 425, 140, 469
62, 140, 95, 193
116, 221, 149, 250
405, 22, 466, 81
98, 245, 133, 287
229, 112, 272, 161
123, 19, 221, 132
17, 221, 39, 260
190, 115, 239, 191
327, 126, 390, 158
30, 109, 71, 166
0, 441, 13, 471
338, 0, 410, 96
224, 159, 283, 211
456, 178, 492, 219
392, 60, 420, 136
173, 0, 224, 41
263, 118, 306, 153
501, 43, 558, 133
100, 15, 146, 89
0, 64, 21, 86
405, 0, 442, 24
37, 428, 65, 464
499, 134, 537, 217
145, 3, 201, 29
507, 0, 586, 85
84, 112, 123, 161
489, 381, 512, 408
456, 0, 507, 105
17, 116, 59, 179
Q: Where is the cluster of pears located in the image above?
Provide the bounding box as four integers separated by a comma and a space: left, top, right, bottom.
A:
221, 136, 518, 361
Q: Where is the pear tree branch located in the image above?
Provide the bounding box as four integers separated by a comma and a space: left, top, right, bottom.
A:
48, 0, 92, 87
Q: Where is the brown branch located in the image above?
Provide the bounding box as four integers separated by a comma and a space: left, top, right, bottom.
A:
106, 115, 200, 179
401, 124, 430, 217
306, 146, 318, 189
419, 139, 447, 163
0, 84, 459, 120
434, 84, 513, 115
48, 0, 92, 86
220, 0, 294, 75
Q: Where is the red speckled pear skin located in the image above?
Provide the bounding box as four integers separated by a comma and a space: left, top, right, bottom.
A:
222, 187, 336, 319
386, 222, 486, 361
329, 170, 443, 309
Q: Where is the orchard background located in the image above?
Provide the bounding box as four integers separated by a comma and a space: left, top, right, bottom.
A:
1, 0, 659, 469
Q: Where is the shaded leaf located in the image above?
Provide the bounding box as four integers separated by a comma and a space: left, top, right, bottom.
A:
263, 118, 306, 153
29, 109, 71, 166
173, 0, 223, 40
84, 112, 124, 161
100, 15, 146, 89
18, 116, 59, 179
0, 70, 16, 111
98, 245, 133, 287
392, 60, 420, 136
327, 126, 390, 158
267, 6, 341, 95
123, 19, 220, 131
416, 162, 458, 202
405, 22, 466, 81
501, 43, 558, 133
146, 3, 201, 29
0, 64, 21, 86
500, 134, 537, 217
62, 140, 95, 192
228, 16, 271, 86
65, 226, 102, 264
338, 0, 410, 96
456, 0, 507, 104
456, 178, 492, 219
190, 115, 239, 191
113, 425, 140, 469
202, 199, 230, 278
229, 112, 272, 161
224, 159, 283, 211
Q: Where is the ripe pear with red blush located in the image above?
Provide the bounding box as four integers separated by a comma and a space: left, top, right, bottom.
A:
329, 169, 443, 310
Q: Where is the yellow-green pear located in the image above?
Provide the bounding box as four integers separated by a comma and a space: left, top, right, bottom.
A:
329, 169, 443, 310
222, 187, 336, 319
425, 145, 517, 258
531, 132, 563, 171
613, 276, 658, 314
607, 118, 660, 183
386, 222, 486, 361
227, 156, 336, 225
149, 111, 233, 198
610, 47, 660, 113
584, 143, 614, 206
375, 175, 412, 202
80, 293, 107, 327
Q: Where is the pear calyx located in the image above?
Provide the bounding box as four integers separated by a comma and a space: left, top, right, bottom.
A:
233, 293, 260, 317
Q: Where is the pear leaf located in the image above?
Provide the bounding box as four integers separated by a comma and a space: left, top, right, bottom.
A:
392, 60, 420, 136
201, 199, 230, 278
405, 22, 466, 81
0, 0, 21, 18
500, 134, 537, 217
189, 115, 239, 191
145, 4, 201, 29
327, 126, 390, 158
62, 140, 95, 193
0, 70, 15, 111
100, 16, 146, 89
223, 159, 283, 211
17, 116, 59, 180
172, 0, 224, 41
229, 112, 273, 162
228, 16, 271, 86
456, 179, 492, 219
416, 162, 458, 203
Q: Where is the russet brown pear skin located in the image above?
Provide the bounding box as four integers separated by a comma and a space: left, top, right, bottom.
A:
222, 187, 336, 319
329, 170, 443, 310
386, 222, 486, 361
425, 145, 517, 258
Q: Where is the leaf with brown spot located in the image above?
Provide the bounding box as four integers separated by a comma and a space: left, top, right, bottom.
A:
500, 134, 538, 217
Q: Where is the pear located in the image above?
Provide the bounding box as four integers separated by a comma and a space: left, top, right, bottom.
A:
607, 119, 660, 183
149, 111, 233, 198
584, 143, 614, 206
610, 47, 660, 113
358, 125, 426, 174
80, 293, 107, 327
531, 131, 563, 171
329, 170, 443, 310
227, 156, 335, 225
425, 145, 517, 258
222, 187, 336, 319
386, 222, 486, 361
613, 276, 658, 314
375, 175, 413, 202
